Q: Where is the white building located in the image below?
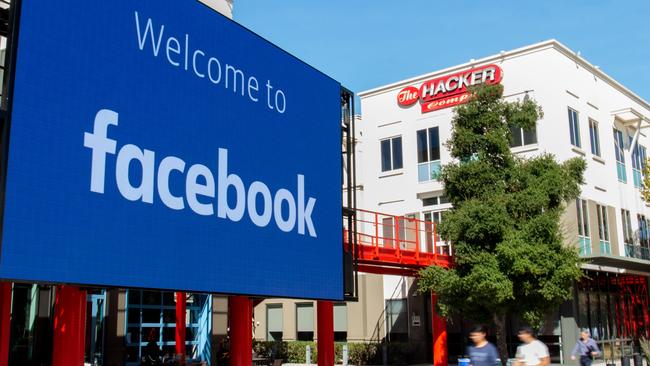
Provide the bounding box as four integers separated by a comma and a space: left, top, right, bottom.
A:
356, 39, 650, 361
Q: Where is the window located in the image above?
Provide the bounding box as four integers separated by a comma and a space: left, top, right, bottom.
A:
380, 136, 403, 172
614, 129, 627, 183
417, 127, 441, 182
421, 195, 449, 207
589, 119, 601, 156
576, 199, 591, 255
125, 291, 211, 366
568, 108, 581, 148
266, 304, 283, 341
622, 209, 633, 249
638, 214, 650, 254
424, 210, 449, 254
510, 125, 537, 148
381, 217, 406, 248
386, 299, 408, 342
333, 303, 348, 342
596, 204, 610, 254
296, 303, 314, 341
632, 142, 646, 188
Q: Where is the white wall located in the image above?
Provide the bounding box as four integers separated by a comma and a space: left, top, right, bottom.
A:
198, 0, 233, 19
357, 40, 650, 297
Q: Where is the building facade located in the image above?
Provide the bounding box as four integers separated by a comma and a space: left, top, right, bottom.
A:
252, 39, 650, 364
355, 39, 650, 362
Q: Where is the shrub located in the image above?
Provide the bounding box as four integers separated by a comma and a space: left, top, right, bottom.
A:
348, 342, 380, 365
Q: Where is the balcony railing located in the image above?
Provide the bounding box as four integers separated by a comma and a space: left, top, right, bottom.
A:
624, 244, 650, 261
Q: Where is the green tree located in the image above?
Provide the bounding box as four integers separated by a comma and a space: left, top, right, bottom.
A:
418, 84, 586, 362
642, 161, 650, 203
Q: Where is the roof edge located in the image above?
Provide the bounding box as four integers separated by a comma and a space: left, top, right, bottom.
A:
357, 39, 650, 114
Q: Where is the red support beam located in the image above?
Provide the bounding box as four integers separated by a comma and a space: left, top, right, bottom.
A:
230, 296, 252, 366
52, 285, 87, 366
0, 282, 11, 366
431, 293, 448, 366
176, 292, 187, 363
317, 301, 334, 366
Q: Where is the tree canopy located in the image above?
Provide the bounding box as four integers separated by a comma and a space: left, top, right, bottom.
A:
418, 84, 586, 359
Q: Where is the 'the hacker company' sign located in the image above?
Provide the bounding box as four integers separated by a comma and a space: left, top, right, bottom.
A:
397, 64, 503, 113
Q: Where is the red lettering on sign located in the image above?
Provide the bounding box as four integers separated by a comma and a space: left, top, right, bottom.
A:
398, 64, 503, 113
397, 86, 420, 106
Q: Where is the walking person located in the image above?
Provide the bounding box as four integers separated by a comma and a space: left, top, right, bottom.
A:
514, 326, 550, 366
570, 330, 600, 366
467, 325, 500, 366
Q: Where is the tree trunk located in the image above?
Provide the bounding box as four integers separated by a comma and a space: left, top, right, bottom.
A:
493, 313, 509, 365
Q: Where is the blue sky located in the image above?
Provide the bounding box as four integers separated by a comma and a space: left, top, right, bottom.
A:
236, 1, 650, 102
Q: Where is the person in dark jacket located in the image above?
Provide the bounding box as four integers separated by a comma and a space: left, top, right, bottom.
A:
571, 330, 600, 366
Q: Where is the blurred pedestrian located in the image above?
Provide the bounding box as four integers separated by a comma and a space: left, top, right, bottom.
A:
570, 330, 600, 366
467, 325, 499, 366
515, 326, 550, 366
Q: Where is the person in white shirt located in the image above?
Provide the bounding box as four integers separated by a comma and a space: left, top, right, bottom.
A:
514, 326, 550, 366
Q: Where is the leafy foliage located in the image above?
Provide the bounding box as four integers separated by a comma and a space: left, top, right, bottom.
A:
642, 162, 650, 204
418, 84, 585, 358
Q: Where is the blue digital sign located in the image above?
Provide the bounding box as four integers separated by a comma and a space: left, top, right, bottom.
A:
0, 1, 343, 300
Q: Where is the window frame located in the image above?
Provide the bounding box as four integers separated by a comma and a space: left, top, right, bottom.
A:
509, 125, 538, 148
632, 142, 646, 188
576, 199, 591, 255
588, 119, 601, 156
416, 127, 441, 182
266, 303, 283, 342
614, 128, 627, 183
568, 107, 581, 148
621, 209, 633, 245
296, 302, 315, 341
596, 204, 611, 254
380, 136, 403, 173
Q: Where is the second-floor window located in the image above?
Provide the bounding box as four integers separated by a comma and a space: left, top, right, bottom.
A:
614, 128, 627, 183
638, 214, 649, 246
417, 127, 441, 182
621, 209, 633, 246
596, 204, 610, 255
568, 107, 581, 148
380, 136, 403, 172
588, 119, 601, 156
423, 210, 449, 255
576, 199, 591, 255
510, 125, 537, 148
632, 142, 646, 188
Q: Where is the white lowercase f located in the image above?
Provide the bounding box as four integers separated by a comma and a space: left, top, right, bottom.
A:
84, 109, 118, 194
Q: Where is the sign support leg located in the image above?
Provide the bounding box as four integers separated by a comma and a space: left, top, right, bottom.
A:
0, 282, 11, 366
432, 293, 448, 366
52, 285, 87, 366
230, 296, 252, 366
317, 300, 335, 366
176, 292, 187, 363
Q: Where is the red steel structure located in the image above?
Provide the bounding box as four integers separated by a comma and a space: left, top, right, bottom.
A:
348, 209, 453, 276
339, 209, 453, 366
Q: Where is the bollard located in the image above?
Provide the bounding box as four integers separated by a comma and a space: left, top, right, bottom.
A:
343, 344, 349, 366
622, 355, 631, 366
306, 344, 311, 365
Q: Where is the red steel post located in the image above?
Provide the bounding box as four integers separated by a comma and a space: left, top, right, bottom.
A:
230, 296, 252, 366
0, 282, 11, 366
52, 285, 87, 366
317, 301, 335, 366
175, 292, 187, 363
431, 293, 448, 366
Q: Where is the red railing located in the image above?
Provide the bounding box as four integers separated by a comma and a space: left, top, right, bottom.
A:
345, 209, 453, 276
